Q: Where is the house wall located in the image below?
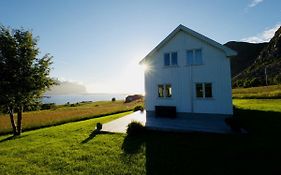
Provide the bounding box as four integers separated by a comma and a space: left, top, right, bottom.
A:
144, 31, 233, 115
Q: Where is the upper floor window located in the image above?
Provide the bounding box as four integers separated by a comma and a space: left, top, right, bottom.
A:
186, 49, 203, 65
195, 83, 212, 98
164, 52, 177, 66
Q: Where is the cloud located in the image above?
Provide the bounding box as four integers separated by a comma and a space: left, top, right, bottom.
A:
241, 24, 281, 43
248, 0, 264, 7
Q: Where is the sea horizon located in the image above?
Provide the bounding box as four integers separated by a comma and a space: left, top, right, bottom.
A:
42, 93, 132, 105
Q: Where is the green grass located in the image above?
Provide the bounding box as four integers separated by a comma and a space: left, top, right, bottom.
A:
0, 99, 281, 174
233, 99, 281, 138
232, 85, 281, 99
0, 100, 142, 134
0, 112, 147, 175
233, 99, 281, 112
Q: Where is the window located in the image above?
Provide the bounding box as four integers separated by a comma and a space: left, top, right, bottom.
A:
196, 83, 203, 98
186, 49, 203, 65
158, 85, 164, 97
164, 52, 177, 66
171, 52, 178, 65
165, 84, 172, 97
186, 50, 193, 65
164, 53, 170, 66
205, 83, 212, 98
158, 84, 172, 98
194, 49, 203, 65
195, 83, 212, 98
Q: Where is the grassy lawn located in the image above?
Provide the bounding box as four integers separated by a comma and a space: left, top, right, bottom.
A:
0, 99, 281, 174
0, 109, 281, 174
233, 99, 281, 139
0, 100, 142, 135
0, 112, 147, 175
233, 85, 281, 99
233, 99, 281, 112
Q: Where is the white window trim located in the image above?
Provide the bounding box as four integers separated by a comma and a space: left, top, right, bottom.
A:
163, 51, 178, 67
157, 84, 165, 98
186, 48, 203, 66
195, 82, 213, 99
157, 84, 173, 99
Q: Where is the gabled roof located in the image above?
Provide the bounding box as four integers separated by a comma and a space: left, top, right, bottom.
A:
139, 24, 237, 64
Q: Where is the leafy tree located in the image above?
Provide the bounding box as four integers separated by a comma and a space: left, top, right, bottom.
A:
0, 25, 56, 136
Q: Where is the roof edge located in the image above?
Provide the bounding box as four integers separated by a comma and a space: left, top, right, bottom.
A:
139, 24, 237, 64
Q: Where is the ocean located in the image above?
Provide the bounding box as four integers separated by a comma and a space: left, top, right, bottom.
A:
42, 94, 128, 105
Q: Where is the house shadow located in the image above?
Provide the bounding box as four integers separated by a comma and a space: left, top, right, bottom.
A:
122, 107, 281, 175
81, 130, 114, 144
122, 134, 146, 154
233, 107, 281, 136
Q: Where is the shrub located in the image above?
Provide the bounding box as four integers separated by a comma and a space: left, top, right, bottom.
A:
24, 102, 42, 112
41, 103, 56, 110
112, 97, 116, 102
127, 121, 145, 136
70, 103, 80, 107
133, 105, 144, 112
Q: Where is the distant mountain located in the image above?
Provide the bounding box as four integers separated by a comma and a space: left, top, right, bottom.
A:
232, 26, 281, 87
224, 41, 267, 77
45, 81, 87, 95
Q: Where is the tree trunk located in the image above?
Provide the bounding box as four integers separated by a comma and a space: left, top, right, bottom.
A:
16, 106, 23, 135
8, 107, 17, 136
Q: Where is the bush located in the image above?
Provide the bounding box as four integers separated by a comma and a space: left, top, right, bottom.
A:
24, 102, 41, 112
70, 103, 80, 107
112, 97, 116, 102
133, 105, 144, 112
127, 121, 145, 136
41, 103, 56, 110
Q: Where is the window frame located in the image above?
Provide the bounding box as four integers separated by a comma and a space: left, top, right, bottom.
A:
186, 48, 203, 66
195, 83, 204, 98
204, 83, 213, 98
163, 52, 178, 67
165, 84, 172, 98
158, 85, 164, 98
195, 82, 213, 99
157, 84, 172, 98
164, 53, 170, 66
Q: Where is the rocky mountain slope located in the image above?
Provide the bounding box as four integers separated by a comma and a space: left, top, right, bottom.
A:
230, 26, 281, 87
224, 41, 267, 77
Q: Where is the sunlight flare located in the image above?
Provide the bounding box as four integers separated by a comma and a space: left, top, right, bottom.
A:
141, 63, 150, 72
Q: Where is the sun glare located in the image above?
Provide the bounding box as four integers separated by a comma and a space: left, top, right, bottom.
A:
141, 63, 150, 72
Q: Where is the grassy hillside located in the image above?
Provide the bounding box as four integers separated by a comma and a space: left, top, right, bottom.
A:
0, 100, 142, 135
0, 100, 281, 174
232, 85, 281, 99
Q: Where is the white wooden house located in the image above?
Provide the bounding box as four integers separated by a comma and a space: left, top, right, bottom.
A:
140, 24, 237, 118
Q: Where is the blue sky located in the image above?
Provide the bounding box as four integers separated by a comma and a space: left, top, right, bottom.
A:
0, 0, 280, 93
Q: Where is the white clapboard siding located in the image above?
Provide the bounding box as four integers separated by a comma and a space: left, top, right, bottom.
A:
142, 25, 235, 115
